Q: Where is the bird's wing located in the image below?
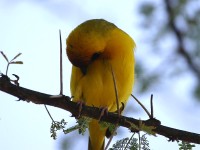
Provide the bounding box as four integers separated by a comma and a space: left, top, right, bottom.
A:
70, 66, 84, 102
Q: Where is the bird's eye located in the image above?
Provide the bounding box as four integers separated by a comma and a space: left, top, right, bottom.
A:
91, 52, 101, 61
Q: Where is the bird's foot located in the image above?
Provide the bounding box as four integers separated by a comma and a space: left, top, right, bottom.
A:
76, 101, 85, 118
98, 107, 108, 121
116, 102, 125, 115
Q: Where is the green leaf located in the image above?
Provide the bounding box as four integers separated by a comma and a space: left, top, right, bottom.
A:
11, 52, 22, 62
10, 61, 23, 64
0, 51, 9, 62
63, 124, 80, 134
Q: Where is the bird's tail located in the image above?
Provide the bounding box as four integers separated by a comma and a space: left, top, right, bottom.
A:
88, 120, 107, 150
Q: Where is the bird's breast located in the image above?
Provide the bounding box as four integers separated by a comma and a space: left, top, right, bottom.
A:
79, 57, 134, 112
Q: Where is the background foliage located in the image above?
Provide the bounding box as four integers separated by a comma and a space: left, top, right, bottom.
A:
136, 0, 200, 100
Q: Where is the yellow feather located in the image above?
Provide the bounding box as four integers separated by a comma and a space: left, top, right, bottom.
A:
66, 19, 135, 150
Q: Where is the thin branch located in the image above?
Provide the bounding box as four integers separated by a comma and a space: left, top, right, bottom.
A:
110, 65, 120, 117
59, 30, 63, 95
6, 63, 10, 75
104, 64, 120, 149
138, 132, 141, 150
0, 75, 200, 144
124, 133, 136, 150
131, 94, 151, 118
150, 94, 154, 118
44, 105, 55, 123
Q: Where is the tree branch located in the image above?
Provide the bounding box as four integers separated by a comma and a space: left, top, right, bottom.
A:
0, 74, 200, 144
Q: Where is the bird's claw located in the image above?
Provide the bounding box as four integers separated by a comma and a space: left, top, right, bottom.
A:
98, 107, 108, 121
76, 101, 85, 118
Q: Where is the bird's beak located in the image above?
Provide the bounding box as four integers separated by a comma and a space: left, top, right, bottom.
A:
80, 66, 87, 75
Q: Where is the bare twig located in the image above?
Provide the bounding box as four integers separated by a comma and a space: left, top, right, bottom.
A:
124, 133, 136, 150
150, 94, 154, 118
44, 105, 55, 123
138, 132, 141, 150
110, 65, 120, 117
44, 30, 63, 125
11, 74, 20, 86
104, 64, 121, 149
59, 30, 63, 95
131, 94, 151, 118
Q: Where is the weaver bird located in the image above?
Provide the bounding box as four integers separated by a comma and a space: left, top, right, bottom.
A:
66, 19, 135, 150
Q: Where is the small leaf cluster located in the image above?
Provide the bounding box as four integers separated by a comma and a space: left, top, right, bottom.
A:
77, 117, 91, 135
178, 141, 195, 150
109, 134, 150, 150
0, 51, 23, 75
110, 137, 138, 150
59, 117, 91, 137
50, 119, 67, 139
140, 134, 150, 150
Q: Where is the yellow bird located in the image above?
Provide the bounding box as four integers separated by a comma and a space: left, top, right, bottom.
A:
66, 19, 135, 150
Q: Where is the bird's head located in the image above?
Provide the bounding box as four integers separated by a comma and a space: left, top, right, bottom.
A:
66, 19, 116, 74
